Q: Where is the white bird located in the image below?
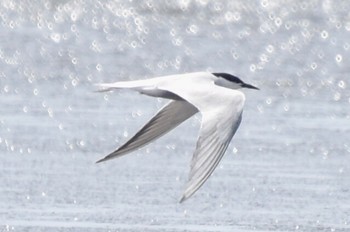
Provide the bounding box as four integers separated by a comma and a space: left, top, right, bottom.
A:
96, 72, 258, 202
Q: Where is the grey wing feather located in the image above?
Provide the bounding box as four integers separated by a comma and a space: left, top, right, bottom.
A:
179, 112, 242, 203
96, 100, 198, 163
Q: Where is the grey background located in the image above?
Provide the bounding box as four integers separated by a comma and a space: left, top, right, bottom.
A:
1, 0, 349, 231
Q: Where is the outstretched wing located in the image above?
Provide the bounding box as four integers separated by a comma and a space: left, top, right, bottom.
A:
95, 72, 248, 202
96, 100, 198, 163
178, 89, 245, 203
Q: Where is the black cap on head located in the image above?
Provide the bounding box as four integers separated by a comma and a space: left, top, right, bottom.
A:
213, 73, 259, 90
213, 73, 243, 84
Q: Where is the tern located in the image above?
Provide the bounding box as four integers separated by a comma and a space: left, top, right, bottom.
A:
96, 72, 259, 202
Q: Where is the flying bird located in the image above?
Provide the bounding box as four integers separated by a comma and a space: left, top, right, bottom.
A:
96, 72, 259, 202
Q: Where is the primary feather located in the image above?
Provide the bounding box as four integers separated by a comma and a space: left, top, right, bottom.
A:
96, 72, 256, 202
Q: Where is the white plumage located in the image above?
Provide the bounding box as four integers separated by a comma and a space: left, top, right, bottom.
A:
96, 72, 258, 202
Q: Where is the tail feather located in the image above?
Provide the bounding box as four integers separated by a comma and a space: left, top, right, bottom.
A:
94, 79, 153, 93
94, 84, 115, 92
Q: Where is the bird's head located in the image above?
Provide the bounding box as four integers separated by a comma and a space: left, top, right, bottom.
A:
213, 73, 259, 90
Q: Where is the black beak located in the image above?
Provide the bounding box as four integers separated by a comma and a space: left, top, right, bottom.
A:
243, 83, 259, 90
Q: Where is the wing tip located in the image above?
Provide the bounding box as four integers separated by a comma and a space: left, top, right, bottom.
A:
95, 148, 126, 164
95, 154, 114, 163
95, 157, 106, 164
179, 195, 187, 203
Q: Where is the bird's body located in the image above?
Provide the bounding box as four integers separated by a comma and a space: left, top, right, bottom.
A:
96, 72, 258, 202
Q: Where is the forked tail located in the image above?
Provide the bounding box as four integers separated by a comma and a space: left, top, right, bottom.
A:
94, 79, 151, 92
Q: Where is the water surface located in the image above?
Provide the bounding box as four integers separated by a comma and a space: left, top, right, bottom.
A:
1, 1, 350, 231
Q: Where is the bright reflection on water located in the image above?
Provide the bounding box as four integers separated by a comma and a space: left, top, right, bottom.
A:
1, 0, 350, 231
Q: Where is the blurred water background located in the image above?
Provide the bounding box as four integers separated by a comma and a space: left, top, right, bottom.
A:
1, 0, 350, 231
